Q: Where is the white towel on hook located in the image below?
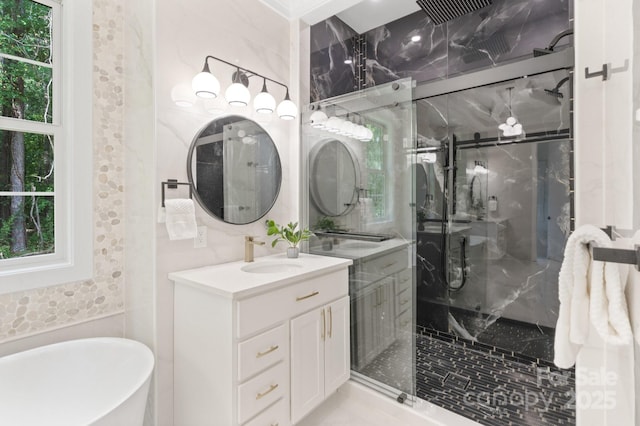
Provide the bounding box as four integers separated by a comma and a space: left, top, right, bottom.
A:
554, 224, 633, 368
164, 199, 198, 240
625, 230, 640, 346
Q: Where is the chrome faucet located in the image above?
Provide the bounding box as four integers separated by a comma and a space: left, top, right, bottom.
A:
244, 236, 265, 262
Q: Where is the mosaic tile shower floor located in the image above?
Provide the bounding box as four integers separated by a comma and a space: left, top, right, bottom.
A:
359, 329, 575, 426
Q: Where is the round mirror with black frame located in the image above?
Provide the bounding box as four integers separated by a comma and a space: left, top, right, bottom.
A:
309, 139, 360, 217
187, 115, 282, 224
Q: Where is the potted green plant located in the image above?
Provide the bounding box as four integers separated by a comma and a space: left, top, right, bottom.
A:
314, 216, 338, 231
266, 219, 313, 258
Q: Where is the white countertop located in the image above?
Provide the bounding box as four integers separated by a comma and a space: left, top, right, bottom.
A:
309, 237, 411, 261
168, 252, 352, 299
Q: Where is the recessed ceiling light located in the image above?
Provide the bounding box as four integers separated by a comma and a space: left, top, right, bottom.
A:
411, 35, 421, 43
344, 58, 353, 64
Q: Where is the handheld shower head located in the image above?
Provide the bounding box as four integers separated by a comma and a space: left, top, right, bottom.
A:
544, 77, 570, 99
533, 29, 573, 56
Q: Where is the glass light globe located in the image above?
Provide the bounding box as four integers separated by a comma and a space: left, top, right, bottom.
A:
353, 125, 366, 140
506, 116, 517, 126
325, 117, 341, 133
254, 91, 276, 114
225, 82, 251, 107
277, 99, 297, 120
192, 71, 220, 99
335, 119, 350, 135
362, 127, 374, 142
342, 121, 356, 137
309, 110, 328, 128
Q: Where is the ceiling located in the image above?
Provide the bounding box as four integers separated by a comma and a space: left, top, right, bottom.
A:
258, 0, 420, 33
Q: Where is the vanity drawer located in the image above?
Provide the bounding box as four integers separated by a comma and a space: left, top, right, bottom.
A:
363, 249, 407, 277
395, 268, 412, 295
238, 324, 288, 382
237, 269, 348, 339
243, 397, 289, 426
396, 307, 412, 333
238, 362, 287, 424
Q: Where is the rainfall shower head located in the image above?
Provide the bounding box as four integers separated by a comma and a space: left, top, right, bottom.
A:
416, 0, 493, 25
462, 32, 509, 63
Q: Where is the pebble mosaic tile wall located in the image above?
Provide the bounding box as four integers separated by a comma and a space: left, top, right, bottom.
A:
0, 0, 125, 341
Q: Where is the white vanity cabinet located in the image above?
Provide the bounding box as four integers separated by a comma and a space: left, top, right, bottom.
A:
350, 244, 411, 369
170, 253, 352, 426
290, 296, 350, 423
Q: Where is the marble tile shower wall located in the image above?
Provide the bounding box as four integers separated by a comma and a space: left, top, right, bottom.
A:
0, 0, 125, 342
311, 0, 573, 102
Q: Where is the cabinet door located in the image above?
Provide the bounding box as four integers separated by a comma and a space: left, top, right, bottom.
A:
324, 296, 350, 396
291, 308, 325, 424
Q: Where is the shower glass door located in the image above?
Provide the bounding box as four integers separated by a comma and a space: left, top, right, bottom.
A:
302, 78, 416, 400
416, 69, 572, 363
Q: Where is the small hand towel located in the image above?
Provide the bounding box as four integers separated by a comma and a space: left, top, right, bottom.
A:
626, 230, 640, 346
554, 224, 633, 368
164, 199, 197, 240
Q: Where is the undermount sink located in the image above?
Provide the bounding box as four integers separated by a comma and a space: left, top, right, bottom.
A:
337, 241, 381, 250
241, 260, 304, 274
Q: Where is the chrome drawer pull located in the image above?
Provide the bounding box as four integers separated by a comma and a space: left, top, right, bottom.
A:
256, 345, 279, 358
400, 299, 410, 306
328, 306, 333, 338
296, 291, 319, 301
271, 424, 279, 426
256, 383, 279, 400
383, 262, 396, 268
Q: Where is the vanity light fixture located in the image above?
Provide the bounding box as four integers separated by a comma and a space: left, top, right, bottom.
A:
192, 55, 297, 119
308, 107, 373, 142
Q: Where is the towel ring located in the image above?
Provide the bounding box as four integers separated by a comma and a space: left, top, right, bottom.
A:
161, 179, 193, 207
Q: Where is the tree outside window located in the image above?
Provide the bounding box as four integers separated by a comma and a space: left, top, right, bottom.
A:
365, 124, 387, 222
0, 0, 55, 259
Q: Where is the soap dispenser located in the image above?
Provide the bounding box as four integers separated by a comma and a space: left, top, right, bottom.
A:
488, 196, 498, 212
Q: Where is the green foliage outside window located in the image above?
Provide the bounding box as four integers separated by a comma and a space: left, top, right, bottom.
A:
0, 0, 56, 259
365, 124, 386, 220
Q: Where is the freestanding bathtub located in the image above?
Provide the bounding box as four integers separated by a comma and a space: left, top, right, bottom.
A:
0, 337, 154, 426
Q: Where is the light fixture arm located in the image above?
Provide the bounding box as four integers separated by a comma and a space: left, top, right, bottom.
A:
202, 55, 290, 94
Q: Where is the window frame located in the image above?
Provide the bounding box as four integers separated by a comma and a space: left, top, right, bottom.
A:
0, 0, 93, 294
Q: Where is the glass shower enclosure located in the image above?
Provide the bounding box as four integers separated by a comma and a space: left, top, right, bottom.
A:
301, 65, 573, 422
302, 78, 417, 399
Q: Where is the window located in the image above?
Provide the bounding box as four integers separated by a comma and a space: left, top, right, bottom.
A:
365, 123, 388, 222
0, 0, 92, 293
